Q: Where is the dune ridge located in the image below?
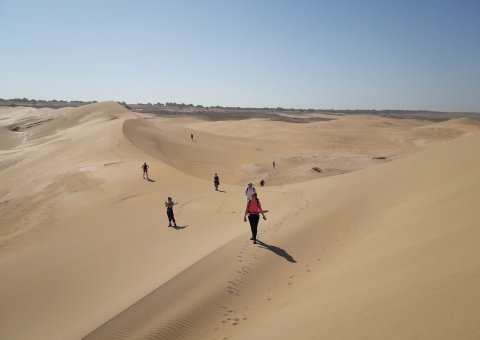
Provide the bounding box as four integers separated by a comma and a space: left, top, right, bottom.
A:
1, 102, 479, 339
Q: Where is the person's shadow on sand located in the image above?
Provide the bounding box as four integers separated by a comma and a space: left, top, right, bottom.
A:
147, 178, 155, 182
170, 225, 188, 230
256, 240, 296, 263
217, 190, 227, 193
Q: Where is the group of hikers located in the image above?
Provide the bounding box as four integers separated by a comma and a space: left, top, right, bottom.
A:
211, 177, 267, 244
141, 134, 275, 243
141, 159, 272, 244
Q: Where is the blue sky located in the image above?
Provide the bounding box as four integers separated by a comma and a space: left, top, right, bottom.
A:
1, 0, 479, 111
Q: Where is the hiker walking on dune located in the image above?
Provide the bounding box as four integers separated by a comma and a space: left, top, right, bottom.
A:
245, 182, 256, 200
165, 197, 178, 228
191, 133, 194, 141
141, 162, 150, 180
244, 193, 267, 244
272, 160, 276, 169
214, 173, 220, 191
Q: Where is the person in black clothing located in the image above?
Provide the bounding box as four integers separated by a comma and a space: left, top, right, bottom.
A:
165, 197, 178, 227
141, 162, 149, 180
214, 173, 220, 191
260, 179, 265, 187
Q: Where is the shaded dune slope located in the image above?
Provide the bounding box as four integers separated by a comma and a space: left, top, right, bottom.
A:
124, 116, 479, 186
123, 118, 259, 185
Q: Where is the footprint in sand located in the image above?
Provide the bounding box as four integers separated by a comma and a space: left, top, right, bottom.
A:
227, 284, 240, 295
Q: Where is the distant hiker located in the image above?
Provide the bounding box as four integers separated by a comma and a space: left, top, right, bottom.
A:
165, 197, 178, 227
191, 133, 194, 141
245, 182, 256, 200
272, 160, 276, 169
141, 162, 150, 179
214, 173, 220, 191
244, 193, 266, 244
260, 179, 265, 187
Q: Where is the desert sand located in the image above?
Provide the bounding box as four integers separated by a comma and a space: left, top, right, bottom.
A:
1, 102, 480, 340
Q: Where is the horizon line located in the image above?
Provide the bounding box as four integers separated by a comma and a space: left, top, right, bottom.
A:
1, 97, 479, 115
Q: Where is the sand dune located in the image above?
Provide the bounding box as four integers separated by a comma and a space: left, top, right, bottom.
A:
1, 102, 479, 339
126, 114, 479, 186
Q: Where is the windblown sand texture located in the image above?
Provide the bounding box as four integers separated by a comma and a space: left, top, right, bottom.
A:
1, 102, 480, 339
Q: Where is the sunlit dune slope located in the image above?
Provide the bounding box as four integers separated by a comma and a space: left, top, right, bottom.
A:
219, 131, 480, 340
89, 114, 480, 339
87, 131, 480, 340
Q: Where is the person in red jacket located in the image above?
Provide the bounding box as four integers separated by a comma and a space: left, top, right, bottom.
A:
244, 193, 267, 244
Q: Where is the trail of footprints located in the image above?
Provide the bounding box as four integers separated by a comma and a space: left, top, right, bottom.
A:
212, 188, 314, 337
212, 188, 358, 339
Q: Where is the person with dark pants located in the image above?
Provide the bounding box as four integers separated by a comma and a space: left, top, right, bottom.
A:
165, 197, 178, 227
248, 214, 260, 242
244, 193, 266, 244
214, 173, 220, 191
141, 162, 149, 180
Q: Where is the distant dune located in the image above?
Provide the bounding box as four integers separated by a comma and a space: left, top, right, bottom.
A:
1, 102, 479, 339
